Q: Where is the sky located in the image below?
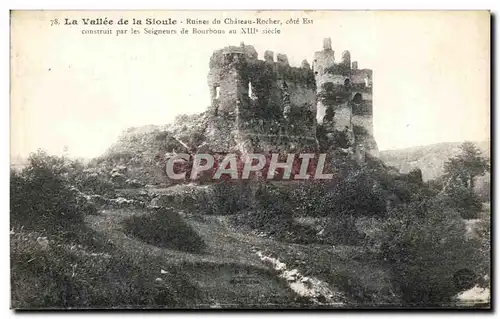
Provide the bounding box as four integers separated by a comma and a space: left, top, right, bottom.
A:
10, 11, 490, 159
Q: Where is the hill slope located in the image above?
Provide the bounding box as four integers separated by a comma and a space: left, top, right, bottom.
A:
94, 113, 209, 186
380, 140, 490, 182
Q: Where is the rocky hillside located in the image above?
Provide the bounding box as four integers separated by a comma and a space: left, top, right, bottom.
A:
94, 113, 209, 186
380, 140, 490, 182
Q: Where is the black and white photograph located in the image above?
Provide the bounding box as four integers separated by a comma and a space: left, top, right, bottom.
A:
9, 10, 491, 310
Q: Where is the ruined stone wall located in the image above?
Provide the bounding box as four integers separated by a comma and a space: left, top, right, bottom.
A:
313, 38, 377, 156
207, 43, 317, 153
206, 40, 378, 157
207, 47, 249, 115
350, 68, 376, 156
313, 39, 352, 127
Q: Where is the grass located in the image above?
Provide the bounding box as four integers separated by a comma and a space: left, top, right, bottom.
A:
161, 261, 305, 308
10, 228, 204, 309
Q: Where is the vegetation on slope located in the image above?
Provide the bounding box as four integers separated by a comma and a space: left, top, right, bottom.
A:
10, 151, 205, 309
380, 140, 490, 181
122, 207, 206, 253
193, 144, 490, 306
11, 121, 490, 308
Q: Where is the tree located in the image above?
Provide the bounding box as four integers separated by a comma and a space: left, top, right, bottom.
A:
442, 142, 489, 219
372, 199, 484, 305
443, 142, 489, 190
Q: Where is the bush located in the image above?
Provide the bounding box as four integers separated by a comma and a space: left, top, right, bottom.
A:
11, 150, 124, 231
10, 153, 85, 233
231, 183, 320, 244
254, 182, 293, 212
328, 270, 398, 306
232, 183, 294, 234
369, 199, 484, 305
288, 181, 332, 217
122, 208, 206, 253
474, 175, 490, 202
473, 215, 491, 288
321, 212, 366, 246
197, 181, 251, 215
445, 185, 483, 219
74, 171, 115, 196
289, 170, 387, 218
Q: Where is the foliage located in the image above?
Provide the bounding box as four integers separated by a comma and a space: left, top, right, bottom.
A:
123, 208, 206, 253
171, 113, 210, 150
10, 150, 206, 309
474, 175, 491, 202
445, 184, 483, 219
432, 142, 489, 219
11, 229, 202, 309
289, 169, 387, 218
254, 182, 293, 213
443, 142, 489, 190
368, 198, 484, 305
9, 149, 133, 233
473, 214, 491, 287
10, 150, 86, 233
425, 178, 445, 194
317, 82, 350, 107
321, 212, 366, 246
352, 125, 369, 138
197, 181, 252, 215
230, 183, 319, 244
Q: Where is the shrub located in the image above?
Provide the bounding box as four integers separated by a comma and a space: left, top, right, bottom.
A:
73, 171, 115, 196
197, 181, 251, 215
122, 208, 206, 253
11, 150, 122, 231
321, 212, 366, 246
231, 183, 320, 244
254, 182, 293, 213
232, 183, 294, 234
474, 175, 490, 202
10, 151, 205, 309
445, 185, 483, 219
473, 215, 491, 288
10, 155, 85, 233
369, 199, 484, 305
289, 170, 387, 218
426, 178, 444, 194
288, 181, 332, 217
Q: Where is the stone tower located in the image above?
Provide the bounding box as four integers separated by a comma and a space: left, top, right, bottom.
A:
312, 37, 378, 157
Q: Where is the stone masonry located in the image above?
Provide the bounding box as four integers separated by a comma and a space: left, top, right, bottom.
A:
206, 38, 379, 158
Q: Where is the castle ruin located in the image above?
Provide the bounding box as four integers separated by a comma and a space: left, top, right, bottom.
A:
206, 38, 378, 159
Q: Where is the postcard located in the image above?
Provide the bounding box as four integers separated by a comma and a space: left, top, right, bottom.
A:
10, 10, 491, 309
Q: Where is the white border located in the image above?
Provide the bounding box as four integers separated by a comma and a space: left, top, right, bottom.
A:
3, 0, 499, 10
2, 1, 497, 318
